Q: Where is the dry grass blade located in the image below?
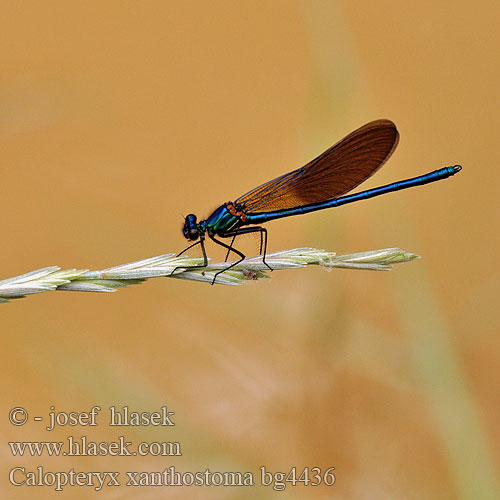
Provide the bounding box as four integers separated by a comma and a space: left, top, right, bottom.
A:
0, 247, 419, 302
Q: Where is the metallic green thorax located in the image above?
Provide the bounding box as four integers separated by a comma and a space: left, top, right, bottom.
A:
204, 203, 246, 235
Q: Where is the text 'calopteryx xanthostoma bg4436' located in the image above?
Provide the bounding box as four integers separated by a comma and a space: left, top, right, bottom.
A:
179, 120, 461, 284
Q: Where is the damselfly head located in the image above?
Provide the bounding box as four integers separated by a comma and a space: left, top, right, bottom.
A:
183, 214, 199, 240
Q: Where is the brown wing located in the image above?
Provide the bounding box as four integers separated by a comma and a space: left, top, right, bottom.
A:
236, 120, 399, 213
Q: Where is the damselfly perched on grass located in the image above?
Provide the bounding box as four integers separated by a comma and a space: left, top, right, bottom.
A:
178, 120, 461, 284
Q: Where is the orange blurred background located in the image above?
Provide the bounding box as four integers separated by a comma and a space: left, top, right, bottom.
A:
1, 1, 499, 498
